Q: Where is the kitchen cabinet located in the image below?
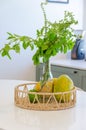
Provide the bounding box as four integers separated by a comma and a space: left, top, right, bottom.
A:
36, 64, 86, 91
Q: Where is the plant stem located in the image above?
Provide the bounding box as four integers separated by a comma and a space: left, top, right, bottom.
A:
41, 2, 47, 34
40, 60, 53, 88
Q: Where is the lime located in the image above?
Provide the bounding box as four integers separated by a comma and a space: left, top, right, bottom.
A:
28, 89, 37, 103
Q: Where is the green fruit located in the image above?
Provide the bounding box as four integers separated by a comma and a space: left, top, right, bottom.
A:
28, 89, 37, 103
53, 74, 74, 102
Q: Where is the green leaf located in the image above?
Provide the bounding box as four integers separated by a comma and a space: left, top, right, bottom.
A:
4, 44, 11, 51
52, 49, 57, 56
7, 32, 15, 40
1, 49, 11, 59
32, 53, 40, 65
42, 45, 48, 50
13, 44, 20, 53
22, 42, 28, 49
30, 44, 34, 50
37, 30, 40, 36
46, 49, 51, 55
1, 50, 6, 57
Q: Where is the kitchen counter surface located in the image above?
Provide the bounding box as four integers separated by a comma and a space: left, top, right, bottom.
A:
50, 53, 86, 70
0, 79, 86, 130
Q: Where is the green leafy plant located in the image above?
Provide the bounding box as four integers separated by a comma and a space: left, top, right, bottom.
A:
0, 2, 78, 87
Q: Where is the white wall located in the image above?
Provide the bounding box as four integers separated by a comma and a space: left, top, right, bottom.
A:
83, 0, 86, 30
0, 0, 84, 81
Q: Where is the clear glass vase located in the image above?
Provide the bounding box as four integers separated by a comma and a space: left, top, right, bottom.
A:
40, 60, 53, 87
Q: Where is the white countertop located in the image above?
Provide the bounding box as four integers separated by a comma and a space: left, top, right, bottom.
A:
0, 79, 86, 130
50, 53, 86, 70
51, 59, 86, 70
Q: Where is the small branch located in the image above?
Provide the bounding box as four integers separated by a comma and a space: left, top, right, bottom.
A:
41, 2, 48, 34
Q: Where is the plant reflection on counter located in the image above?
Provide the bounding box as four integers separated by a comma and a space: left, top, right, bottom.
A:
14, 107, 76, 129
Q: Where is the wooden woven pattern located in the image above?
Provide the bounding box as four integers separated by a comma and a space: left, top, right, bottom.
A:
14, 83, 76, 111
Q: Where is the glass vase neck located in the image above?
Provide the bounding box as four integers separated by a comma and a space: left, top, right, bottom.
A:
40, 60, 53, 86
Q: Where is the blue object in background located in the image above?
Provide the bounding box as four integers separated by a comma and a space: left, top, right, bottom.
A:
71, 39, 85, 60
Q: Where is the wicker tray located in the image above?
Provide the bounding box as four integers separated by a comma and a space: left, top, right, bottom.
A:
14, 82, 76, 111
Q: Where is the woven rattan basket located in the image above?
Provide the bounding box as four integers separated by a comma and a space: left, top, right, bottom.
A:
14, 82, 76, 111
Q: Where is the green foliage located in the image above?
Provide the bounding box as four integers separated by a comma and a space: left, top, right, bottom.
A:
0, 3, 78, 65
28, 89, 37, 103
1, 44, 11, 59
